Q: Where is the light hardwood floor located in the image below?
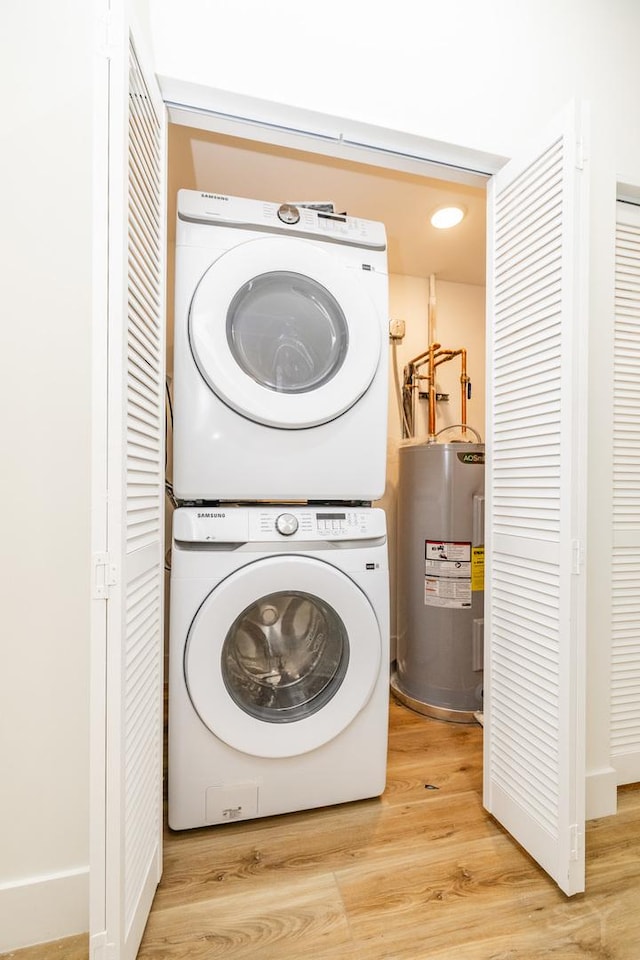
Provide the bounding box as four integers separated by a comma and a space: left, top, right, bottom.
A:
5, 699, 640, 959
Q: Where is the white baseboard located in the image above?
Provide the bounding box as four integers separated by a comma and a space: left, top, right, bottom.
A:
0, 865, 89, 953
612, 750, 640, 787
586, 765, 619, 820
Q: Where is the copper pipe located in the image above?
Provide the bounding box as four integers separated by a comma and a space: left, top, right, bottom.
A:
434, 348, 470, 436
407, 343, 441, 439
407, 343, 439, 369
410, 342, 471, 441
425, 346, 471, 439
433, 348, 461, 368
460, 348, 469, 436
415, 345, 462, 439
411, 368, 420, 435
428, 341, 438, 439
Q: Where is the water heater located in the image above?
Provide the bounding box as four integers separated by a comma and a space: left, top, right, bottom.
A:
392, 440, 485, 722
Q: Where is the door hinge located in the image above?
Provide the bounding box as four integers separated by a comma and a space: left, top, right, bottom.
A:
575, 138, 586, 171
93, 552, 118, 599
572, 539, 584, 575
96, 10, 116, 60
90, 932, 117, 960
569, 823, 583, 861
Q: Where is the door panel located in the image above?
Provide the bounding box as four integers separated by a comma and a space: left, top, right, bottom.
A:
185, 555, 381, 758
484, 102, 588, 896
611, 200, 640, 782
188, 237, 382, 428
114, 31, 166, 959
91, 3, 167, 956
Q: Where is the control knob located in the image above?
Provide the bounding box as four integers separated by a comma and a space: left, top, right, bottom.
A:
275, 513, 299, 536
277, 203, 300, 225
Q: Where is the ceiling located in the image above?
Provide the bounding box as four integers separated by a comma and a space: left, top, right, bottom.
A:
168, 125, 487, 286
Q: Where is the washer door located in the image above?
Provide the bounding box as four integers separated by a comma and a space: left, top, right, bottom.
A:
185, 555, 382, 758
188, 236, 382, 429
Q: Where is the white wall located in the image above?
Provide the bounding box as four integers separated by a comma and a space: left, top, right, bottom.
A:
149, 0, 640, 167
0, 0, 94, 951
149, 0, 640, 816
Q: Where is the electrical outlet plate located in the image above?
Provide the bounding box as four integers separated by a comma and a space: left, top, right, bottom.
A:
389, 318, 405, 340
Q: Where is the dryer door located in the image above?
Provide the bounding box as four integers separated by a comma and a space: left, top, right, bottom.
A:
184, 555, 382, 758
188, 236, 383, 428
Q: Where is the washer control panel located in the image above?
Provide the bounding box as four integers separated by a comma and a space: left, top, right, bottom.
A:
173, 506, 386, 543
257, 508, 379, 541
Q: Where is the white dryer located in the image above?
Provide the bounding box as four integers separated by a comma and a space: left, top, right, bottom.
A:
172, 190, 389, 502
168, 505, 389, 830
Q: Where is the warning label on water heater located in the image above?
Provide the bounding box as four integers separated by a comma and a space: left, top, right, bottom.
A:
424, 540, 472, 608
472, 546, 485, 592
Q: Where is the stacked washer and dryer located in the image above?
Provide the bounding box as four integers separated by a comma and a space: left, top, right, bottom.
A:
168, 191, 391, 830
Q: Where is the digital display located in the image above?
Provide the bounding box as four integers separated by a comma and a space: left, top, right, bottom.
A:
318, 212, 347, 223
317, 513, 346, 520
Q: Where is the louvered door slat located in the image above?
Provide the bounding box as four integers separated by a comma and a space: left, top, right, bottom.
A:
127, 368, 160, 410
611, 202, 640, 783
129, 208, 161, 280
484, 104, 587, 896
129, 162, 161, 234
128, 104, 161, 188
127, 329, 160, 375
128, 298, 160, 349
129, 355, 162, 397
495, 140, 563, 221
129, 254, 161, 326
129, 140, 161, 191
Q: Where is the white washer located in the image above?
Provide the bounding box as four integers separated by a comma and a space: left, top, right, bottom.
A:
172, 190, 389, 502
168, 505, 389, 830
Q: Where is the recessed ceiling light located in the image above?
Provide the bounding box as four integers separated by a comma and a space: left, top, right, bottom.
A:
430, 205, 466, 229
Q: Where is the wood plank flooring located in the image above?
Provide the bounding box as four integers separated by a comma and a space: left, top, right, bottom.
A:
0, 937, 88, 960
140, 699, 640, 960
5, 698, 640, 959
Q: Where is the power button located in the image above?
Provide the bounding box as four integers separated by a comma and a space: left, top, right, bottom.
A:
275, 513, 299, 536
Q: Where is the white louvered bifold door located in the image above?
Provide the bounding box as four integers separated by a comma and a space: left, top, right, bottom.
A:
611, 201, 640, 784
91, 4, 167, 957
484, 103, 588, 896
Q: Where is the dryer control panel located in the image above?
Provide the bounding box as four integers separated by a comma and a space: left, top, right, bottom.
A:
173, 506, 386, 544
177, 189, 387, 252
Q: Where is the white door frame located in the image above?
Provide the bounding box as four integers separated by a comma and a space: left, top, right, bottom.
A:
163, 82, 503, 187
157, 90, 593, 891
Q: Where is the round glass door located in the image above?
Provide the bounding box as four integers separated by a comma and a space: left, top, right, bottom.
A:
188, 236, 382, 429
184, 555, 382, 758
222, 589, 350, 722
227, 272, 349, 395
